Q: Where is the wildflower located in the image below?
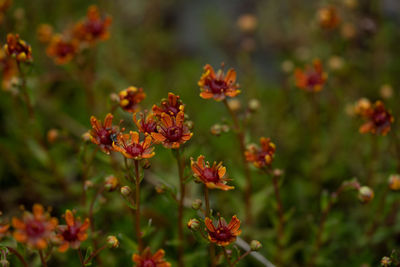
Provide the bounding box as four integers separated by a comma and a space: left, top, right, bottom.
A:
227, 99, 241, 112
152, 92, 184, 117
248, 98, 260, 112
354, 98, 371, 116
120, 186, 132, 196
112, 131, 155, 160
37, 24, 54, 43
250, 240, 262, 251
119, 86, 146, 113
187, 219, 200, 231
46, 35, 79, 65
358, 186, 374, 204
0, 224, 9, 240
73, 5, 112, 44
198, 64, 241, 101
107, 235, 119, 248
358, 100, 394, 136
381, 256, 392, 267
237, 14, 258, 33
389, 174, 400, 191
57, 210, 90, 252
47, 129, 59, 143
191, 155, 234, 191
89, 113, 119, 154
12, 204, 58, 249
204, 216, 241, 246
245, 137, 276, 169
294, 59, 327, 92
133, 111, 157, 135
104, 175, 119, 191
318, 6, 340, 29
3, 33, 33, 62
151, 111, 193, 149
132, 247, 171, 267
380, 84, 393, 99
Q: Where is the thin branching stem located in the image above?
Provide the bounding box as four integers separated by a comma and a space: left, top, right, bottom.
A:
204, 186, 216, 267
176, 148, 185, 267
134, 159, 143, 252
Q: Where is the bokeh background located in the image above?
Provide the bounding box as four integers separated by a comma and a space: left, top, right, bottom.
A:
1, 0, 400, 266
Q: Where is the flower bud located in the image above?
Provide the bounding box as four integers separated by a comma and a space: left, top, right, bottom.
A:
186, 120, 194, 130
250, 240, 262, 251
191, 199, 202, 210
237, 14, 257, 33
358, 186, 374, 204
227, 99, 241, 112
187, 218, 200, 231
104, 175, 119, 192
380, 84, 393, 99
248, 99, 260, 112
389, 174, 400, 191
281, 60, 294, 73
380, 256, 392, 267
107, 235, 119, 248
210, 124, 222, 136
120, 186, 132, 196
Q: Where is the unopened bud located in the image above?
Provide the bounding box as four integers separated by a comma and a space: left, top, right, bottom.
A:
82, 132, 91, 142
187, 218, 200, 231
210, 124, 222, 136
273, 169, 283, 177
388, 174, 400, 191
107, 235, 119, 248
358, 186, 374, 204
250, 240, 262, 251
120, 186, 132, 196
221, 124, 230, 133
227, 99, 241, 112
380, 256, 392, 267
104, 175, 119, 192
248, 99, 260, 112
191, 199, 202, 210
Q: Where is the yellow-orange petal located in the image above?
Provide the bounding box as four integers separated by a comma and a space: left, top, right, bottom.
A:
65, 210, 74, 227
58, 242, 69, 252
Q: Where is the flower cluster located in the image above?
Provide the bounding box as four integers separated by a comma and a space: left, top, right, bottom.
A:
119, 86, 146, 113
294, 59, 327, 92
3, 33, 33, 63
57, 210, 90, 252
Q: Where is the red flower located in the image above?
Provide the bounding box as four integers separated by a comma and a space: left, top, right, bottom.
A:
132, 247, 171, 267
3, 33, 33, 62
151, 111, 193, 149
191, 155, 234, 191
57, 210, 90, 252
46, 35, 79, 65
73, 5, 112, 44
119, 86, 146, 113
12, 204, 58, 249
198, 64, 240, 101
152, 92, 184, 117
133, 111, 158, 135
89, 113, 119, 154
294, 59, 327, 92
112, 131, 155, 159
359, 100, 394, 136
204, 216, 241, 246
245, 137, 276, 169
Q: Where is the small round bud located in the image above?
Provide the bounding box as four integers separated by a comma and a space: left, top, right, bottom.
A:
227, 99, 241, 112
358, 186, 374, 204
210, 124, 222, 136
37, 24, 53, 43
380, 256, 392, 267
107, 235, 119, 248
237, 14, 258, 33
248, 99, 260, 112
187, 218, 200, 231
328, 56, 345, 71
47, 129, 59, 143
273, 169, 283, 178
388, 174, 400, 191
120, 186, 132, 196
281, 60, 294, 73
104, 175, 119, 192
186, 120, 194, 130
221, 124, 230, 133
109, 93, 119, 102
82, 132, 91, 142
250, 240, 262, 251
380, 84, 393, 99
191, 199, 202, 210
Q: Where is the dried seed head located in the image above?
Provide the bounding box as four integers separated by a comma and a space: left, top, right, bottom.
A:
248, 99, 260, 112
380, 84, 393, 99
227, 99, 241, 112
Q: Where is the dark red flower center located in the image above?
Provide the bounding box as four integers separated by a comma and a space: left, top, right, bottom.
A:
372, 109, 391, 127
26, 220, 45, 237
210, 227, 233, 242
202, 168, 220, 183
306, 72, 322, 87
57, 43, 74, 57
86, 21, 104, 37
62, 225, 80, 242
162, 103, 179, 116
97, 128, 113, 146
207, 79, 228, 94
125, 143, 144, 157
142, 121, 157, 134
166, 126, 182, 142
141, 260, 156, 267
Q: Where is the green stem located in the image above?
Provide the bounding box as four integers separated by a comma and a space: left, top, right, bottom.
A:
176, 148, 185, 267
39, 250, 47, 267
272, 175, 284, 266
204, 186, 216, 267
134, 159, 143, 252
16, 61, 34, 119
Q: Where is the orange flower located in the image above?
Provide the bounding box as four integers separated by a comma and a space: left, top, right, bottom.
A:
294, 59, 327, 92
0, 224, 9, 240
359, 100, 394, 136
89, 113, 119, 154
3, 33, 33, 62
204, 216, 241, 246
46, 35, 79, 65
318, 6, 340, 30
191, 155, 234, 191
132, 247, 171, 267
245, 137, 276, 169
73, 5, 112, 44
151, 111, 193, 149
57, 210, 90, 252
133, 111, 157, 135
12, 204, 58, 250
112, 131, 155, 159
119, 86, 146, 113
198, 64, 240, 101
0, 48, 18, 90
152, 92, 184, 117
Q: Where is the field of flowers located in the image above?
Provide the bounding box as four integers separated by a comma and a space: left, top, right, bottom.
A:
1, 0, 400, 266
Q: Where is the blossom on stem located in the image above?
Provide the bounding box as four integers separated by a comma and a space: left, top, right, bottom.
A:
3, 33, 33, 62
57, 210, 90, 252
112, 131, 155, 160
191, 155, 234, 191
119, 86, 146, 113
358, 100, 394, 136
294, 59, 327, 92
245, 137, 276, 169
88, 113, 119, 154
318, 6, 340, 30
152, 92, 184, 117
133, 111, 157, 135
204, 216, 241, 246
132, 247, 171, 267
46, 34, 79, 65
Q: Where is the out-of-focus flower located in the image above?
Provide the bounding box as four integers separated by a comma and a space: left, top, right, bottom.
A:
389, 174, 400, 191
380, 84, 393, 99
3, 33, 32, 62
107, 235, 119, 248
353, 98, 371, 117
281, 60, 294, 73
380, 256, 392, 267
358, 100, 394, 136
151, 111, 193, 149
294, 59, 327, 92
57, 210, 90, 252
12, 204, 58, 249
248, 98, 260, 112
341, 23, 357, 39
250, 240, 262, 251
237, 14, 257, 33
133, 111, 157, 135
0, 223, 9, 240
73, 5, 111, 44
317, 6, 340, 30
227, 99, 241, 112
191, 155, 234, 191
0, 48, 18, 90
120, 186, 132, 196
47, 129, 59, 143
358, 186, 374, 204
245, 137, 276, 169
46, 34, 79, 65
343, 0, 358, 9
0, 0, 12, 24
204, 216, 241, 246
112, 131, 155, 160
119, 86, 146, 113
37, 24, 53, 43
89, 113, 119, 154
187, 218, 200, 231
132, 247, 171, 267
104, 175, 119, 191
152, 92, 184, 117
198, 64, 241, 101
210, 124, 222, 136
328, 56, 345, 71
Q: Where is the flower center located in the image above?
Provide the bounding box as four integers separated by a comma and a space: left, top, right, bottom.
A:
141, 260, 156, 267
212, 227, 232, 242
98, 128, 112, 146
26, 220, 45, 237
57, 43, 74, 57
202, 168, 219, 183
143, 121, 157, 134
306, 72, 322, 87
86, 21, 104, 36
62, 225, 80, 242
166, 126, 182, 142
126, 143, 144, 157
207, 79, 228, 94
